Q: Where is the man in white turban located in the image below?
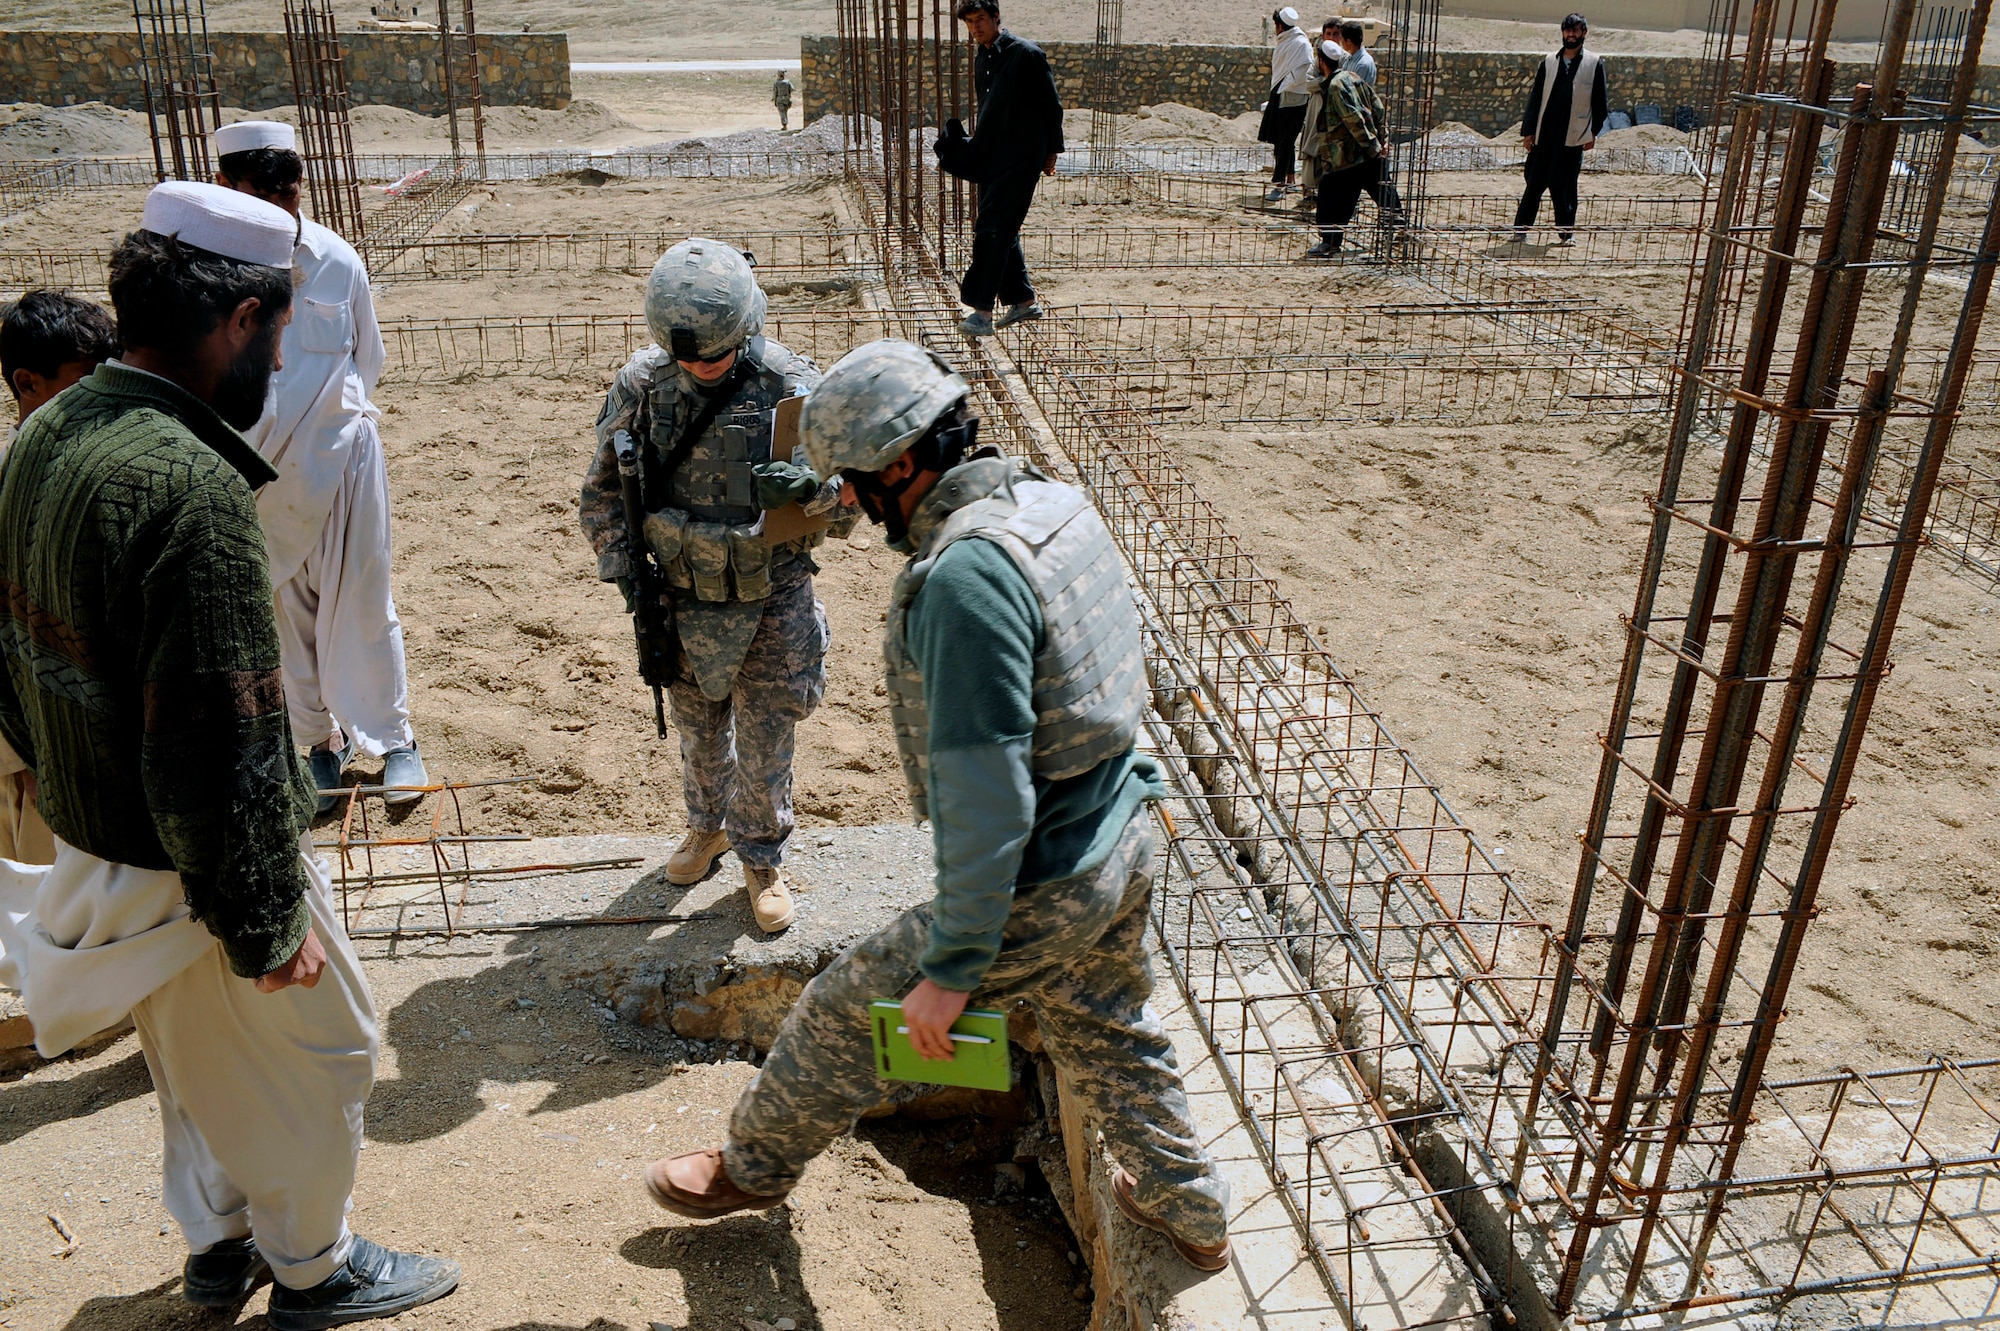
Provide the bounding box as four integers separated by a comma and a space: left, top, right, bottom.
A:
214, 120, 426, 814
0, 180, 458, 1326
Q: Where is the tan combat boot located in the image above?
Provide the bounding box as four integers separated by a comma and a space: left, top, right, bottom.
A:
666, 827, 730, 885
744, 863, 795, 933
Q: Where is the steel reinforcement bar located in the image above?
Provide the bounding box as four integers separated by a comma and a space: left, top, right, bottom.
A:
374, 308, 895, 382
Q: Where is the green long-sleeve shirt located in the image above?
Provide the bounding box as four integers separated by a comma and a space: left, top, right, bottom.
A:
906, 537, 1163, 991
0, 363, 317, 978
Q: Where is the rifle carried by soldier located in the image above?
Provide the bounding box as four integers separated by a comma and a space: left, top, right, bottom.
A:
614, 427, 676, 737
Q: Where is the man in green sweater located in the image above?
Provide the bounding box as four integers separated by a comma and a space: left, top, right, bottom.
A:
0, 182, 457, 1328
642, 339, 1232, 1272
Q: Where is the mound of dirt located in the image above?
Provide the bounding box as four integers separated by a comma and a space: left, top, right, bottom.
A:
478, 98, 631, 140
633, 112, 846, 157
1124, 101, 1262, 143
0, 101, 151, 159
1421, 120, 1500, 148
1595, 122, 1692, 148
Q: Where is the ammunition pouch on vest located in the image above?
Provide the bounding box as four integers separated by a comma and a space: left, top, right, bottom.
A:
644, 507, 777, 603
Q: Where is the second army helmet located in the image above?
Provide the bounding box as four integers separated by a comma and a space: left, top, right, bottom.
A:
798, 339, 970, 477
645, 238, 766, 362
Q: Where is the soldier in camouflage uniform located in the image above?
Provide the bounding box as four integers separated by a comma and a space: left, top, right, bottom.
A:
579, 238, 854, 933
642, 340, 1233, 1273
772, 72, 795, 131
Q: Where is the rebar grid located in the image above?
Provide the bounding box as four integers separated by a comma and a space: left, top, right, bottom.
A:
284, 0, 367, 241
375, 308, 896, 383
1479, 0, 2000, 1316
356, 162, 478, 272
132, 0, 222, 184
367, 228, 863, 281
1021, 307, 1659, 425
1136, 608, 1509, 1330
0, 163, 82, 226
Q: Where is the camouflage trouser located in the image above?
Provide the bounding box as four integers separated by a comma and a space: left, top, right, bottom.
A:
723, 810, 1232, 1246
669, 578, 827, 869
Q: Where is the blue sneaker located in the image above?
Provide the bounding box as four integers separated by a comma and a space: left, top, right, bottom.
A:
265, 1236, 459, 1330
182, 1235, 270, 1307
380, 743, 428, 806
308, 744, 350, 818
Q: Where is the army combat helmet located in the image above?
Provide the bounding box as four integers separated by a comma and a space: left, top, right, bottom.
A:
644, 238, 767, 362
799, 338, 979, 550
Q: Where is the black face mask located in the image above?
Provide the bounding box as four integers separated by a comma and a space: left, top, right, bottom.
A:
843, 416, 981, 553
213, 317, 283, 431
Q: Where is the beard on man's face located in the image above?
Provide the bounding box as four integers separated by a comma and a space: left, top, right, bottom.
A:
213, 318, 282, 431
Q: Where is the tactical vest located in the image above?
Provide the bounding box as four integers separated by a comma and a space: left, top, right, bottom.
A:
883, 456, 1145, 819
639, 335, 815, 603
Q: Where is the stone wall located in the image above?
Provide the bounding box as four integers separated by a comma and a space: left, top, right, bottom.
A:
801, 36, 2000, 138
0, 29, 570, 116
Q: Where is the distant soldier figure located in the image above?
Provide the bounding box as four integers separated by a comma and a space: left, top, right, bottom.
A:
640, 340, 1234, 1277
578, 239, 853, 934
773, 71, 796, 131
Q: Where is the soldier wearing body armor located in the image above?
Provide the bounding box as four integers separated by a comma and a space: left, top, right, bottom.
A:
640, 340, 1233, 1274
579, 239, 852, 934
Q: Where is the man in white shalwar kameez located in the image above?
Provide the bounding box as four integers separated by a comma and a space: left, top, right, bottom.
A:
215, 121, 427, 815
0, 182, 459, 1327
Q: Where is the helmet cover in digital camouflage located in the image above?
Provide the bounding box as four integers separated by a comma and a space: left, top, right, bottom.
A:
643, 238, 767, 361
798, 338, 971, 477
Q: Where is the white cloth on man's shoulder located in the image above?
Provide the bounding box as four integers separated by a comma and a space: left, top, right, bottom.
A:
4, 844, 210, 1055
1272, 25, 1318, 100
246, 215, 385, 587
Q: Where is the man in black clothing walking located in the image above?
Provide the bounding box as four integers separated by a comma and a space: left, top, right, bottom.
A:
934, 0, 1064, 337
1513, 12, 1609, 245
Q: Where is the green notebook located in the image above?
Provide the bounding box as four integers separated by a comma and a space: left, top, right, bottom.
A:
868, 999, 1012, 1091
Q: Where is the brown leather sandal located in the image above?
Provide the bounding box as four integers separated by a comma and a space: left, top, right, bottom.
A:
643, 1149, 787, 1220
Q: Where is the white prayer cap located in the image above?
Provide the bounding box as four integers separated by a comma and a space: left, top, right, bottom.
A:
140, 181, 299, 268
1277, 7, 1301, 25
214, 119, 297, 155
1320, 38, 1344, 62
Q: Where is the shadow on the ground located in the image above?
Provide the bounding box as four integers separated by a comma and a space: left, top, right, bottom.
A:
0, 1046, 150, 1147
55, 1278, 186, 1330
859, 1113, 1091, 1331
622, 1210, 822, 1331
363, 862, 734, 1143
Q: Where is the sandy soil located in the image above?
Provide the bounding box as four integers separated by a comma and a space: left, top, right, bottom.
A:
0, 923, 1088, 1331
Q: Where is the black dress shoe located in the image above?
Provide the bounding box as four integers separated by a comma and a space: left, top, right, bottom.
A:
182, 1235, 271, 1306
266, 1236, 460, 1330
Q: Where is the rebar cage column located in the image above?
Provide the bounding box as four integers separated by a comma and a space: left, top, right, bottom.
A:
133, 0, 222, 184
284, 0, 368, 241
